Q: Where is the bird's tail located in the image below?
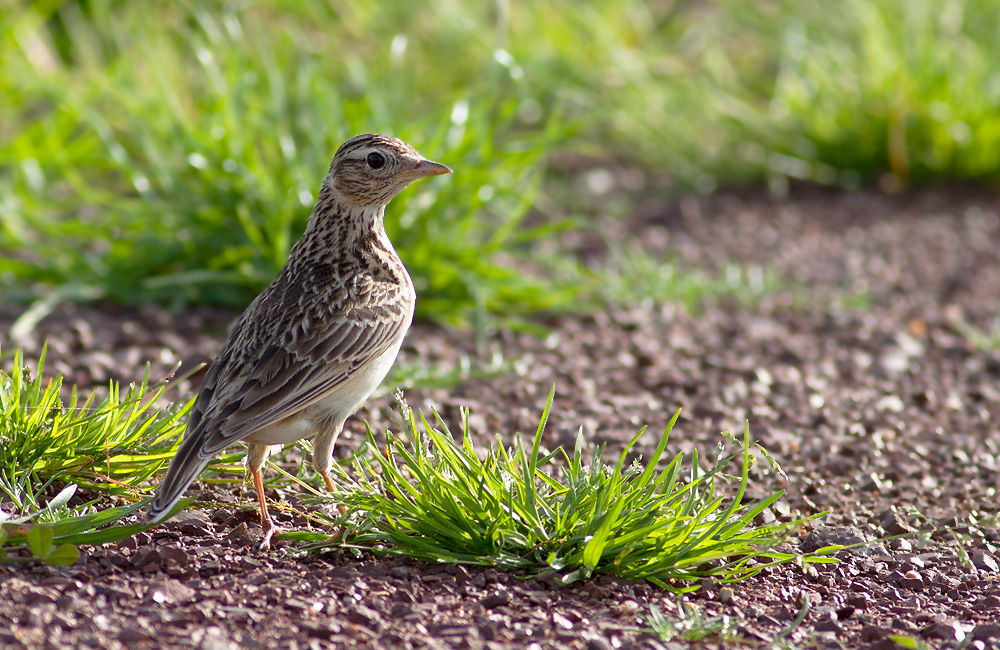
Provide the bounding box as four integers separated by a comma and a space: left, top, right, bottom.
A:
145, 432, 214, 525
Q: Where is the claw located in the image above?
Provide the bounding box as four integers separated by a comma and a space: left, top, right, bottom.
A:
259, 520, 282, 551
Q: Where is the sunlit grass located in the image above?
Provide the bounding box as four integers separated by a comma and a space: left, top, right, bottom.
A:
298, 389, 836, 588
4, 0, 1000, 321
646, 601, 744, 645
0, 346, 195, 509
948, 305, 1000, 351
592, 247, 781, 311
537, 0, 1000, 191
0, 346, 836, 588
0, 487, 150, 565
0, 1, 567, 325
0, 346, 199, 560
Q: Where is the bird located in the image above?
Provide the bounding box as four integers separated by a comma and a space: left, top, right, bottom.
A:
145, 134, 451, 549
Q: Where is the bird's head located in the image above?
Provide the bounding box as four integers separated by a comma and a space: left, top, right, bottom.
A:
326, 134, 451, 208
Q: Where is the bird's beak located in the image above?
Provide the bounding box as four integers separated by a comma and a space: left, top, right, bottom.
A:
397, 159, 452, 179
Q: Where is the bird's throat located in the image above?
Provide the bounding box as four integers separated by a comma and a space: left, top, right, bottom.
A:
289, 198, 403, 281
305, 197, 386, 247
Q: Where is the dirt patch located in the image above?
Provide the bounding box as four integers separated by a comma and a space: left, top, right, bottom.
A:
3, 189, 1000, 649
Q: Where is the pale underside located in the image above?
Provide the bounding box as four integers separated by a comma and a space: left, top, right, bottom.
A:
242, 326, 410, 472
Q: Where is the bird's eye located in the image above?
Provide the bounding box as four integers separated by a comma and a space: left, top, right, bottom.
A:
366, 152, 386, 169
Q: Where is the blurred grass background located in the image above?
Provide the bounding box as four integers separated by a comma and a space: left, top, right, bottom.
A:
2, 0, 999, 323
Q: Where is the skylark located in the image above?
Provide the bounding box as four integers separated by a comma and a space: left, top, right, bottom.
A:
145, 134, 451, 549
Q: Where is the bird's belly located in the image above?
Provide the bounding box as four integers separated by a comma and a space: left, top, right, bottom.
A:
243, 415, 316, 446
310, 336, 405, 420
242, 335, 406, 446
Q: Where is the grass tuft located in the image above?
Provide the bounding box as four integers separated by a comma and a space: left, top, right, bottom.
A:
646, 601, 743, 644
0, 345, 193, 510
313, 387, 835, 588
0, 345, 198, 559
1, 493, 153, 564
592, 247, 781, 311
947, 305, 1000, 351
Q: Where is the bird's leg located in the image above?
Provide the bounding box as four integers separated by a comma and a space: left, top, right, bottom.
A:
248, 442, 280, 550
318, 470, 349, 515
312, 427, 347, 552
314, 425, 350, 517
251, 464, 279, 550
318, 468, 349, 544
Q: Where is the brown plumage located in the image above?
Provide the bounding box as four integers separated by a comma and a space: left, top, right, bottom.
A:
146, 134, 451, 548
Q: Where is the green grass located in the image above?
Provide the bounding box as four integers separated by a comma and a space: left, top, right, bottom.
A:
0, 345, 201, 560
1, 489, 150, 565
4, 0, 1000, 320
0, 346, 195, 508
644, 597, 816, 648
948, 305, 1000, 351
592, 247, 780, 311
296, 388, 836, 588
565, 0, 1000, 191
646, 601, 744, 645
1, 1, 569, 324
0, 344, 321, 562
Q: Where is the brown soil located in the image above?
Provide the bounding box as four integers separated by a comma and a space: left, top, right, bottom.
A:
3, 188, 1000, 649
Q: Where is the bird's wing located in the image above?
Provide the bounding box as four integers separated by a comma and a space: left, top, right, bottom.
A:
188, 281, 412, 455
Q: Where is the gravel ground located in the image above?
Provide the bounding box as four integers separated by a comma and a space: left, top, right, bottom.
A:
3, 188, 1000, 649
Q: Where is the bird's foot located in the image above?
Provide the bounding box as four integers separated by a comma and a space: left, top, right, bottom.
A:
259, 521, 282, 551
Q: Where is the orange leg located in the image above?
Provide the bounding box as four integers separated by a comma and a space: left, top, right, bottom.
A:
319, 470, 349, 515
319, 470, 348, 544
251, 465, 279, 550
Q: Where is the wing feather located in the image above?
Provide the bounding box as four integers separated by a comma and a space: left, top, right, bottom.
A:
192, 301, 410, 455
